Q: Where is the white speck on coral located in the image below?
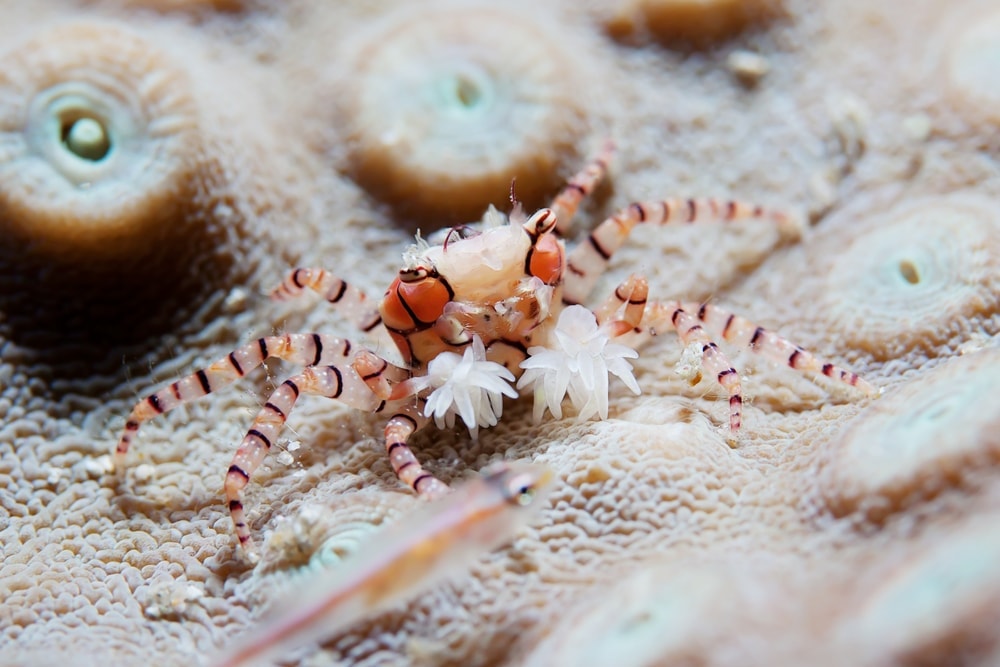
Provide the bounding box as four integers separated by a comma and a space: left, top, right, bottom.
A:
144, 581, 205, 620
133, 463, 156, 482
83, 454, 114, 477
223, 286, 249, 313
517, 305, 641, 423
418, 335, 518, 439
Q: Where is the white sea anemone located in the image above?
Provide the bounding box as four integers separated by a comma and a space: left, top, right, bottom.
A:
420, 335, 518, 439
518, 305, 641, 423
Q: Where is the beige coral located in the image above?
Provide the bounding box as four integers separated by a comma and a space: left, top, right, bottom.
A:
336, 5, 591, 227
0, 21, 201, 262
1, 1, 1000, 666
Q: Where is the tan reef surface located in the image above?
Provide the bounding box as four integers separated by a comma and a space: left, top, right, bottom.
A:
1, 0, 999, 665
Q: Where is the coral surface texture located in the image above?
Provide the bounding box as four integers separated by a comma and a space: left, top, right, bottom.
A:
1, 0, 999, 666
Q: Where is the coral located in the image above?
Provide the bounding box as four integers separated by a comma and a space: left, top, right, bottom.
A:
0, 20, 226, 348
940, 7, 1000, 126
1, 1, 999, 666
337, 5, 590, 227
0, 21, 201, 263
605, 0, 781, 44
818, 192, 1000, 361
819, 348, 1000, 522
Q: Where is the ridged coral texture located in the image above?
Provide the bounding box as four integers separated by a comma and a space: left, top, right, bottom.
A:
1, 1, 999, 666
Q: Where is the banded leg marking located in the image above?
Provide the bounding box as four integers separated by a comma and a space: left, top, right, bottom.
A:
594, 274, 649, 337
658, 305, 744, 432
384, 407, 449, 499
116, 333, 355, 468
226, 363, 382, 554
352, 349, 412, 400
563, 197, 804, 306
683, 301, 876, 396
270, 268, 383, 332
550, 139, 615, 235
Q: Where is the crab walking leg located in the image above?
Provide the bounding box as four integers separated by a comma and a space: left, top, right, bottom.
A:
352, 348, 412, 401
211, 462, 555, 667
549, 139, 615, 235
115, 334, 358, 468
593, 274, 649, 337
644, 302, 744, 431
227, 364, 382, 554
350, 355, 451, 497
383, 406, 450, 498
270, 268, 382, 332
671, 301, 877, 396
562, 198, 804, 306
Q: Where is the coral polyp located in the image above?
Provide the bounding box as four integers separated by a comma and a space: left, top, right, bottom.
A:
340, 6, 588, 225
942, 8, 1000, 126
606, 0, 780, 43
819, 348, 1000, 522
820, 193, 999, 360
0, 21, 201, 262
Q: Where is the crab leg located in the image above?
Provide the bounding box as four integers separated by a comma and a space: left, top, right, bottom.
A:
593, 274, 649, 337
115, 333, 362, 468
270, 268, 382, 332
227, 363, 381, 555
664, 301, 876, 396
383, 406, 449, 498
350, 351, 451, 499
562, 198, 803, 306
549, 139, 615, 235
633, 300, 875, 432
647, 303, 745, 432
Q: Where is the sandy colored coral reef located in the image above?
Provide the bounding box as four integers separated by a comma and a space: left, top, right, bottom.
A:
1, 0, 999, 665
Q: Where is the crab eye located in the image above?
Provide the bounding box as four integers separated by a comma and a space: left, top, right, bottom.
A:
522, 208, 557, 237
399, 267, 429, 283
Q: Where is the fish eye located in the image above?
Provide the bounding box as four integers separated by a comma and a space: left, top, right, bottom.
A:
514, 484, 536, 506
504, 473, 537, 506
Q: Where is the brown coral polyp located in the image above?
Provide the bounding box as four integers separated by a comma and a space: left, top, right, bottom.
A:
819, 349, 1000, 522
943, 9, 1000, 125
0, 22, 202, 264
606, 0, 780, 44
340, 7, 589, 227
821, 193, 1000, 361
0, 21, 230, 346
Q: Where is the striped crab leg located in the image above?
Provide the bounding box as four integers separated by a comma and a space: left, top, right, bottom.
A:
212, 461, 555, 667
115, 333, 385, 556
660, 301, 877, 396
270, 268, 382, 333
592, 273, 649, 337
549, 139, 615, 235
224, 362, 382, 556
115, 333, 365, 468
631, 300, 876, 433
351, 351, 451, 499
562, 197, 804, 306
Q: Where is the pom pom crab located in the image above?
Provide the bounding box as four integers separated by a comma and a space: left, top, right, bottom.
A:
115, 142, 875, 558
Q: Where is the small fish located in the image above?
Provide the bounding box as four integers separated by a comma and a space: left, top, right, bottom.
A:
212, 461, 554, 667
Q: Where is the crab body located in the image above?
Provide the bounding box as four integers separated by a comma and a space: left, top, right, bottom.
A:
380, 208, 564, 373
115, 142, 875, 558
